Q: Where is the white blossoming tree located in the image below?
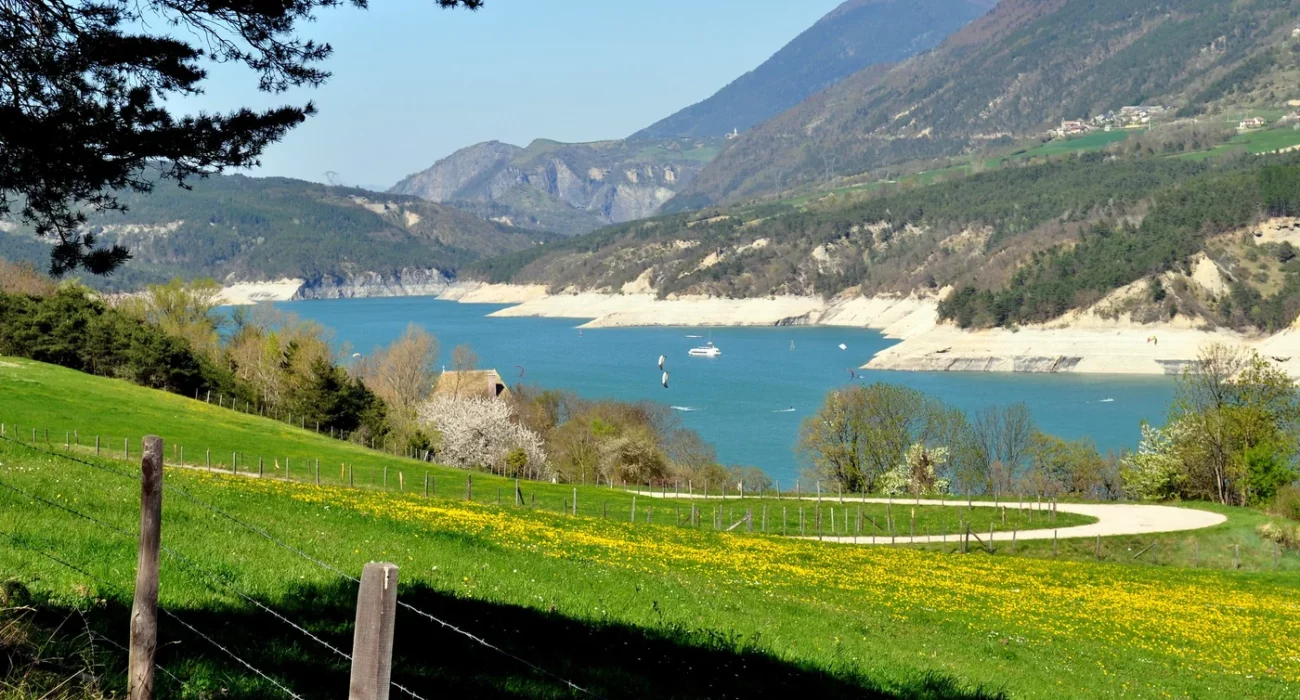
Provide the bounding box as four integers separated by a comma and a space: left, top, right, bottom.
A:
1120, 421, 1190, 501
879, 443, 951, 496
418, 396, 548, 478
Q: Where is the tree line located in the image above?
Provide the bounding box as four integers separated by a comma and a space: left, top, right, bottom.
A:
797, 344, 1298, 512
0, 266, 752, 489
796, 383, 1121, 502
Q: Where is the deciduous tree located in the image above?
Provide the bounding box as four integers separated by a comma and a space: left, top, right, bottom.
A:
357, 324, 439, 435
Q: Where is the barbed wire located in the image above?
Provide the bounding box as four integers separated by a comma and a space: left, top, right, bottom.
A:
0, 528, 295, 697
0, 477, 340, 697
0, 438, 597, 697
84, 630, 186, 687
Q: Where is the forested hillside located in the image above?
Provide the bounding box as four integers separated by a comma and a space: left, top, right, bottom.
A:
469, 151, 1300, 332
631, 0, 994, 140
1, 175, 552, 291
674, 0, 1300, 207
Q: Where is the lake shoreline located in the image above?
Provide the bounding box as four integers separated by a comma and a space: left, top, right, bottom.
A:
433, 282, 1299, 378
224, 278, 1300, 377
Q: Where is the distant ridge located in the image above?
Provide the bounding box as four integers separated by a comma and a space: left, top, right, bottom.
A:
675, 0, 1300, 205
630, 0, 995, 141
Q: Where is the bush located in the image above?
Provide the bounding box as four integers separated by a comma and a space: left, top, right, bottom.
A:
1257, 521, 1300, 551
1271, 484, 1300, 522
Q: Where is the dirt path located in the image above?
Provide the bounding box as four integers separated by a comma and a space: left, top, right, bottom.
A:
631, 492, 1227, 544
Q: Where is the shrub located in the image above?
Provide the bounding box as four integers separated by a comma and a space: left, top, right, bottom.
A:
1257, 521, 1300, 551
1271, 484, 1300, 522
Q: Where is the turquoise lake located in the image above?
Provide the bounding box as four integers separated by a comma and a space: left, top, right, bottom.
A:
280, 297, 1176, 484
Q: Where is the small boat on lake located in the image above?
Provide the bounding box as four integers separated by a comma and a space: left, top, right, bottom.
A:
688, 341, 721, 358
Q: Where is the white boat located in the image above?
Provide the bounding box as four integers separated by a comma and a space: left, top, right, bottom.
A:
688, 341, 721, 358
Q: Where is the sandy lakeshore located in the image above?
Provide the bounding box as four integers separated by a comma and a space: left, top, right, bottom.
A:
217, 279, 304, 305
444, 283, 938, 332
439, 282, 1300, 377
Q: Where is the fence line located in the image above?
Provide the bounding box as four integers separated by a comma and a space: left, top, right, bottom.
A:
0, 474, 434, 700
0, 528, 299, 699
2, 425, 1291, 574
0, 435, 601, 699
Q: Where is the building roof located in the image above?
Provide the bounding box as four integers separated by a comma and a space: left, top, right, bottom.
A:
433, 370, 511, 400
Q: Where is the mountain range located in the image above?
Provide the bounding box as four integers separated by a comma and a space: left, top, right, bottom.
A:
632, 0, 996, 141
0, 175, 553, 292
389, 0, 990, 235
675, 0, 1300, 206
387, 138, 722, 236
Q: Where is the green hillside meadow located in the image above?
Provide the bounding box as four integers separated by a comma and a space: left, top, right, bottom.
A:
0, 357, 1297, 698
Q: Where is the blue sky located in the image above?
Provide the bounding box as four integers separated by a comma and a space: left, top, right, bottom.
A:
185, 0, 844, 188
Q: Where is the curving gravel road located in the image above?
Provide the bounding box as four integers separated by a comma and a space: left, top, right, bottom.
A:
631, 493, 1228, 544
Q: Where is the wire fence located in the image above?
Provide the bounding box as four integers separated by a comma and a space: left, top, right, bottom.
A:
3, 420, 1294, 573
0, 431, 602, 698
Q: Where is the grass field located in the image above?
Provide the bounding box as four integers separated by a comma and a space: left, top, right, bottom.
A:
0, 357, 1091, 536
985, 130, 1137, 168
1177, 125, 1300, 161
2, 358, 1299, 698
785, 131, 1138, 210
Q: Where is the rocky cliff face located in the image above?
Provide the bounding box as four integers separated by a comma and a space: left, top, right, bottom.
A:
292, 269, 453, 300
389, 138, 722, 236
390, 141, 523, 203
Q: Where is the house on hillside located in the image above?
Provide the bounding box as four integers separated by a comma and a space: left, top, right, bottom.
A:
1283, 111, 1300, 123
1239, 116, 1267, 130
433, 369, 511, 400
1056, 120, 1091, 137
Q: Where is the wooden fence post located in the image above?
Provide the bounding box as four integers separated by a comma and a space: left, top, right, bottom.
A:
572, 488, 577, 516
348, 562, 399, 700
465, 474, 472, 501
95, 435, 100, 456
128, 436, 163, 700
1095, 534, 1102, 560
1233, 544, 1240, 570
